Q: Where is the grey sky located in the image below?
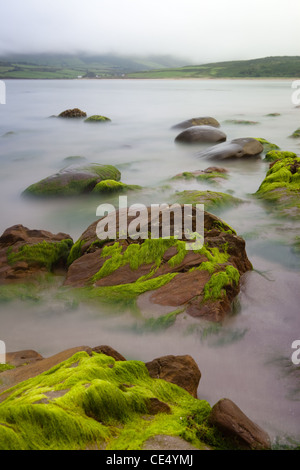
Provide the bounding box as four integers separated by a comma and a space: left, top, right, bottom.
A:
1, 0, 300, 63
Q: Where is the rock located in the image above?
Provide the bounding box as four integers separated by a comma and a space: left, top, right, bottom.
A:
84, 115, 111, 123
58, 108, 87, 118
171, 190, 244, 212
91, 345, 126, 361
208, 398, 271, 450
145, 355, 201, 398
171, 167, 228, 184
254, 138, 280, 153
92, 180, 142, 194
64, 207, 252, 322
23, 164, 121, 197
224, 119, 259, 125
175, 125, 227, 144
0, 224, 73, 283
290, 127, 300, 138
197, 138, 263, 160
255, 153, 300, 217
264, 150, 297, 162
172, 116, 220, 129
5, 350, 43, 367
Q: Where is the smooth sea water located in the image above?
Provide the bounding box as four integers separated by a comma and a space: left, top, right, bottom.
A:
0, 78, 300, 446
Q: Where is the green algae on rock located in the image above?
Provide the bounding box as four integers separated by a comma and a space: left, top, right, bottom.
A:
255, 155, 300, 217
224, 119, 259, 125
23, 164, 121, 197
171, 167, 228, 185
264, 150, 297, 162
290, 128, 300, 138
0, 350, 216, 450
171, 190, 244, 212
92, 180, 142, 194
84, 115, 111, 123
254, 138, 280, 153
64, 207, 252, 322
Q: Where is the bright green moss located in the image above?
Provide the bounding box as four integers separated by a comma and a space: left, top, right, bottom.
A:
0, 351, 221, 450
264, 150, 297, 162
254, 138, 280, 153
0, 364, 15, 373
203, 265, 240, 301
6, 239, 73, 271
84, 115, 111, 122
172, 190, 243, 211
67, 239, 85, 266
92, 180, 142, 194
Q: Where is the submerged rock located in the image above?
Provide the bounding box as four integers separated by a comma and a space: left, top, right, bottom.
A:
197, 138, 263, 160
171, 167, 228, 184
290, 127, 300, 138
23, 164, 121, 197
84, 115, 111, 123
92, 179, 142, 194
171, 190, 243, 211
224, 119, 259, 125
175, 125, 227, 144
172, 116, 220, 129
255, 153, 300, 217
64, 206, 252, 322
58, 108, 87, 118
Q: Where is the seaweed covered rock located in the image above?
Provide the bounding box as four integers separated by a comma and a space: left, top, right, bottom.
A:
255, 153, 300, 217
23, 164, 121, 197
92, 180, 142, 194
0, 346, 270, 450
171, 190, 243, 212
0, 224, 73, 283
172, 116, 220, 129
64, 206, 252, 322
197, 138, 263, 160
58, 108, 87, 118
84, 115, 111, 123
254, 138, 280, 153
264, 150, 297, 162
175, 125, 226, 144
171, 167, 228, 185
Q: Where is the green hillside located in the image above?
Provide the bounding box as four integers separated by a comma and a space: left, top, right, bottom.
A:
0, 53, 187, 79
127, 56, 300, 79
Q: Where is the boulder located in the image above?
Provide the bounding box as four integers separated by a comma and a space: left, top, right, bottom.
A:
171, 167, 228, 184
0, 224, 73, 283
64, 206, 252, 322
58, 108, 87, 118
145, 354, 201, 398
208, 398, 271, 450
23, 164, 121, 197
84, 115, 111, 123
171, 190, 244, 212
175, 125, 226, 144
172, 116, 220, 129
197, 138, 263, 160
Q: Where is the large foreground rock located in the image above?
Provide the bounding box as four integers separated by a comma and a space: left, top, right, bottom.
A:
0, 345, 271, 450
175, 125, 226, 144
208, 398, 271, 450
197, 138, 263, 160
64, 206, 252, 322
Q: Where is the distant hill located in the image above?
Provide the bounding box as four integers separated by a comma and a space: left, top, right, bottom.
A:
0, 53, 188, 79
0, 54, 299, 79
126, 56, 300, 79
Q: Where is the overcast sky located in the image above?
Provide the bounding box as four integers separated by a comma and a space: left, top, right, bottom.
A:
1, 0, 300, 63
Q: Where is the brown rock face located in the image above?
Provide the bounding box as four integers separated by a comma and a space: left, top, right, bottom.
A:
145, 354, 201, 398
64, 207, 252, 322
208, 398, 271, 450
0, 224, 73, 282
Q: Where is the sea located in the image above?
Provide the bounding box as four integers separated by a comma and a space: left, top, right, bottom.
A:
0, 78, 299, 446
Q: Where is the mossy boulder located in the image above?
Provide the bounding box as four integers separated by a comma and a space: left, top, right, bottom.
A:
175, 125, 227, 144
92, 180, 142, 194
58, 108, 87, 118
255, 155, 300, 217
171, 190, 243, 212
0, 346, 270, 450
264, 150, 297, 162
172, 116, 220, 129
171, 167, 228, 185
290, 128, 300, 138
224, 120, 259, 125
0, 224, 73, 284
84, 115, 111, 123
64, 207, 252, 323
23, 164, 121, 197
